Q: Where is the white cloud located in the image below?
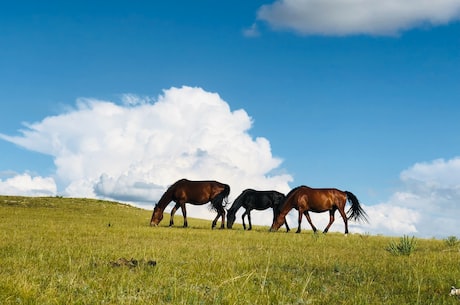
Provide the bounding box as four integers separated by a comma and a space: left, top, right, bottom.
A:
256, 0, 460, 36
0, 173, 57, 196
354, 157, 460, 238
2, 86, 459, 237
243, 23, 260, 37
121, 94, 153, 106
0, 86, 293, 223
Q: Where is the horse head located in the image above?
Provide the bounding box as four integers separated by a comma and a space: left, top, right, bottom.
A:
150, 205, 164, 226
226, 210, 236, 229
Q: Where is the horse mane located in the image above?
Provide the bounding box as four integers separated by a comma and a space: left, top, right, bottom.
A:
155, 183, 176, 209
227, 189, 253, 214
284, 185, 305, 199
276, 185, 305, 215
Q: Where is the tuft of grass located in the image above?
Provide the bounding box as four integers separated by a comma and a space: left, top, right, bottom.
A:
444, 236, 459, 248
386, 235, 417, 256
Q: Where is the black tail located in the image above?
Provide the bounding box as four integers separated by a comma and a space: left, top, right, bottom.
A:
345, 191, 369, 223
211, 184, 231, 211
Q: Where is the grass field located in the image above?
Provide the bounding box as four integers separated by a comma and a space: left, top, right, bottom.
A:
1, 196, 459, 304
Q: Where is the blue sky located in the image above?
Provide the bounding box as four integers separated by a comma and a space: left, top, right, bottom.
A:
1, 1, 459, 238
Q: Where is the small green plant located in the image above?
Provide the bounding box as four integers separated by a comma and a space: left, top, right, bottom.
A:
444, 235, 459, 247
386, 235, 417, 256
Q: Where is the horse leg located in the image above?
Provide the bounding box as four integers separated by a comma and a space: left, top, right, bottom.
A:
180, 203, 188, 228
296, 209, 303, 233
284, 217, 290, 233
211, 214, 218, 229
323, 210, 336, 233
220, 207, 226, 229
211, 205, 226, 229
303, 211, 318, 233
337, 207, 349, 235
242, 210, 248, 230
247, 211, 252, 230
169, 203, 180, 226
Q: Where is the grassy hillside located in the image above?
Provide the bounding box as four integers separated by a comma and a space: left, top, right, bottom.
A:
1, 196, 459, 304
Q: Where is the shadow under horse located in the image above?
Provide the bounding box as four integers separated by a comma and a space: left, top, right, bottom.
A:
270, 185, 368, 234
227, 189, 290, 231
150, 179, 230, 229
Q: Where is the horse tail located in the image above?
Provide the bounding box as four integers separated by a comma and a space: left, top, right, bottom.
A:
211, 183, 231, 211
345, 191, 369, 223
221, 184, 230, 207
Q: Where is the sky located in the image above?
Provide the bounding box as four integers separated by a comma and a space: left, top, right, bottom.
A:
1, 0, 459, 238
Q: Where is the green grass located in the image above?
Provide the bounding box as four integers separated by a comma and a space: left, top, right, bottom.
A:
386, 235, 418, 256
1, 195, 459, 304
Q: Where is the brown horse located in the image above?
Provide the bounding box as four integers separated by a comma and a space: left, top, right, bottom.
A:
150, 179, 230, 229
270, 186, 368, 234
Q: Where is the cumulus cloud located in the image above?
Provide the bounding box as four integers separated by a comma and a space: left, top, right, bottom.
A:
0, 172, 57, 196
1, 86, 459, 237
0, 86, 293, 222
355, 157, 460, 238
256, 0, 460, 36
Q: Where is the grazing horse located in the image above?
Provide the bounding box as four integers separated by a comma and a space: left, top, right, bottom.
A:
150, 179, 230, 229
270, 186, 368, 234
226, 189, 290, 231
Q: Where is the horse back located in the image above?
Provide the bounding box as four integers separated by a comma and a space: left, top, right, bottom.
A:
172, 179, 228, 204
287, 186, 347, 212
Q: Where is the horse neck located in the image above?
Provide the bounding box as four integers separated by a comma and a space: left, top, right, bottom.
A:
156, 187, 174, 210
228, 192, 246, 215
276, 194, 294, 219
278, 201, 291, 218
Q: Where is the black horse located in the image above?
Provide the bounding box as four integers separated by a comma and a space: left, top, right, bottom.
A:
227, 189, 290, 231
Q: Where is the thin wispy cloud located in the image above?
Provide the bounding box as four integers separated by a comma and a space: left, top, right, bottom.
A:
256, 0, 460, 36
243, 23, 260, 37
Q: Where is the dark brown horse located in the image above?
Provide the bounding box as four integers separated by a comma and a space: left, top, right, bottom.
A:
150, 179, 230, 229
270, 186, 368, 234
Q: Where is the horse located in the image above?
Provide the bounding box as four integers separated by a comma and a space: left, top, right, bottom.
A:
226, 189, 290, 231
270, 185, 368, 234
150, 179, 230, 229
